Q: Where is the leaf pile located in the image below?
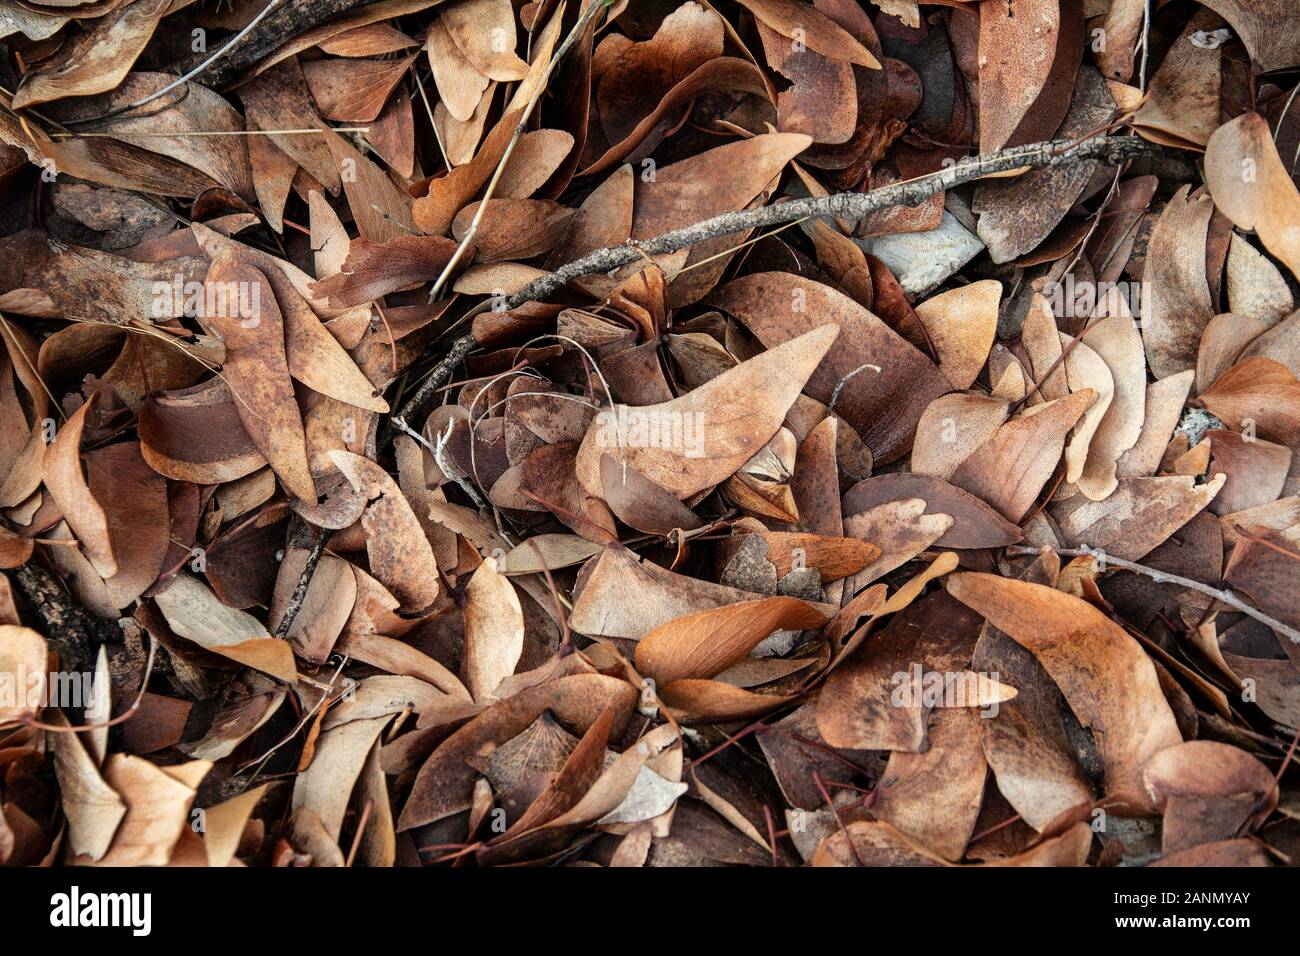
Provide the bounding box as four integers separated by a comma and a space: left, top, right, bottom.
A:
0, 0, 1298, 868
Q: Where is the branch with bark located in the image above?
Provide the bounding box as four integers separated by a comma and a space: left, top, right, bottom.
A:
393, 132, 1161, 429
12, 562, 121, 673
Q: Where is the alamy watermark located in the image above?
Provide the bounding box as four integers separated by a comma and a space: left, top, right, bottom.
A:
889, 664, 1005, 718
1042, 275, 1146, 321
1, 665, 101, 712
150, 274, 261, 326
594, 406, 706, 458
50, 887, 151, 936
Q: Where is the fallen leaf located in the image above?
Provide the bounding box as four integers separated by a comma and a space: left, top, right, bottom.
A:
947, 573, 1182, 813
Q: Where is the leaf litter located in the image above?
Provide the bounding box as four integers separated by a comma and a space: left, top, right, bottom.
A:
0, 0, 1296, 870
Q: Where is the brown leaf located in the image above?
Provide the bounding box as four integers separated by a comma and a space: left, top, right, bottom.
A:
81, 75, 256, 201
1116, 370, 1195, 479
153, 573, 298, 682
596, 1, 725, 146
1132, 10, 1223, 148
843, 474, 1022, 550
50, 712, 127, 861
441, 0, 529, 80
734, 0, 880, 68
575, 324, 838, 499
974, 66, 1114, 263
1053, 474, 1225, 561
598, 454, 705, 535
85, 440, 169, 609
311, 235, 463, 308
569, 544, 821, 641
461, 557, 525, 703
413, 108, 524, 235
871, 707, 987, 861
13, 0, 168, 109
1207, 430, 1292, 515
75, 756, 209, 867
913, 280, 1000, 390
817, 589, 983, 752
269, 550, 356, 664
654, 678, 795, 723
948, 390, 1095, 523
139, 378, 266, 486
323, 128, 416, 242
1075, 307, 1148, 500
1196, 0, 1300, 73
330, 450, 439, 611
581, 57, 771, 177
757, 21, 856, 145
972, 625, 1096, 831
946, 573, 1182, 813
634, 596, 827, 685
976, 0, 1082, 153
1144, 740, 1277, 853
398, 673, 638, 829
43, 395, 117, 578
1149, 839, 1272, 867
292, 716, 390, 842
811, 820, 946, 866
1205, 112, 1300, 282
200, 256, 315, 502
1196, 357, 1300, 447
302, 53, 418, 122
1140, 186, 1218, 378
452, 199, 574, 262
0, 625, 47, 725
841, 499, 951, 588
707, 273, 950, 462
910, 391, 1010, 480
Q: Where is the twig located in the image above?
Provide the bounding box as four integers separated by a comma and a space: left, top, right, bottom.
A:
235, 655, 348, 780
1005, 545, 1300, 645
172, 0, 370, 91
274, 526, 328, 639
21, 634, 158, 733
427, 0, 608, 301
60, 0, 288, 128
1138, 0, 1153, 93
506, 135, 1157, 309
813, 770, 864, 867
345, 799, 374, 867
392, 331, 480, 433
51, 128, 369, 138
762, 805, 781, 867
393, 133, 1162, 428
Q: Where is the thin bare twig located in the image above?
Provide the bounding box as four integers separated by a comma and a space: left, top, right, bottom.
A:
61, 0, 287, 128
427, 0, 609, 301
20, 633, 158, 734
1005, 545, 1300, 644
394, 133, 1161, 428
51, 128, 369, 139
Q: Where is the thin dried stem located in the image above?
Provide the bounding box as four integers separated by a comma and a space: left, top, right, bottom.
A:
1005, 545, 1300, 644
428, 0, 609, 301
274, 526, 328, 639
51, 128, 368, 138
394, 133, 1160, 429
62, 0, 286, 128
21, 634, 157, 734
